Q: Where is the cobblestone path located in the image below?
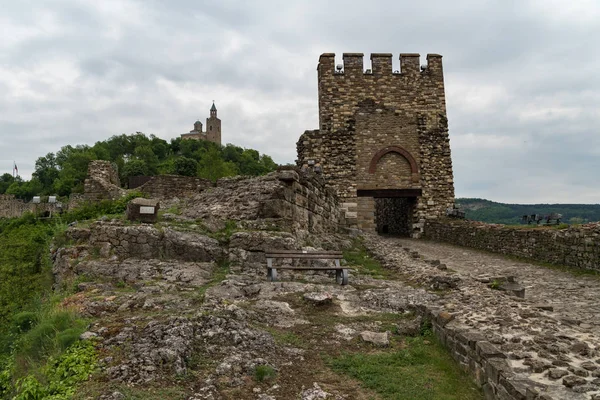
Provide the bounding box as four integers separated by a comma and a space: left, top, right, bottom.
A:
395, 237, 600, 328
364, 235, 600, 400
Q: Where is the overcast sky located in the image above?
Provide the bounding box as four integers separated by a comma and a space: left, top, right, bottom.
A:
1, 0, 599, 203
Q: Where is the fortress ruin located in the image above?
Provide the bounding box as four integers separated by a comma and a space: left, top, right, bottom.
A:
298, 53, 455, 237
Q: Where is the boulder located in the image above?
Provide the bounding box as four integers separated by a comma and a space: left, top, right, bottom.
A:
360, 331, 389, 347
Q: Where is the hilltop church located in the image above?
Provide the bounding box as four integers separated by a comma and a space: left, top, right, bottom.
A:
181, 102, 221, 145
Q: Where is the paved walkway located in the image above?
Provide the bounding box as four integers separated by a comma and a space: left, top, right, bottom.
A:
396, 237, 600, 328
364, 235, 600, 400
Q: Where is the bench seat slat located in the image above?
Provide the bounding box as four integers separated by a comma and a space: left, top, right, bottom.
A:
265, 250, 342, 255
266, 254, 342, 260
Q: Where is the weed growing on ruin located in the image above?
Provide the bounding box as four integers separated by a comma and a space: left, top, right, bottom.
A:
253, 365, 276, 382
205, 220, 239, 243
165, 204, 182, 215
489, 280, 501, 290
194, 260, 231, 303
419, 317, 433, 337
328, 335, 482, 400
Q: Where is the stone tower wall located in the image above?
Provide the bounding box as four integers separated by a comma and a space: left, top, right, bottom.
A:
206, 116, 221, 145
297, 52, 455, 236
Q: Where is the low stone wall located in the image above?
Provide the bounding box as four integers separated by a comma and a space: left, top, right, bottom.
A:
136, 175, 212, 199
0, 194, 65, 219
424, 219, 600, 271
78, 221, 223, 261
0, 194, 29, 218
424, 308, 545, 400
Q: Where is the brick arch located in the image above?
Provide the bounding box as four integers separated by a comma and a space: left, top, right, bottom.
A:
368, 146, 419, 175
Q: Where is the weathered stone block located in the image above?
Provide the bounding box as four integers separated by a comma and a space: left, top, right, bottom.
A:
126, 198, 160, 223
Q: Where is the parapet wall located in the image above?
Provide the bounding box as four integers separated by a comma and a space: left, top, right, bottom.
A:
425, 219, 600, 271
317, 53, 446, 132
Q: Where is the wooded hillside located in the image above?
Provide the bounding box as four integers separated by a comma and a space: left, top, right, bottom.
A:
456, 198, 600, 225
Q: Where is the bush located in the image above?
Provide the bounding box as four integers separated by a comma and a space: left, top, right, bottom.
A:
253, 365, 276, 382
12, 312, 38, 333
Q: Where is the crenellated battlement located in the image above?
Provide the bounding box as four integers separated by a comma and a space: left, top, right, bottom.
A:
318, 52, 443, 77
302, 51, 454, 237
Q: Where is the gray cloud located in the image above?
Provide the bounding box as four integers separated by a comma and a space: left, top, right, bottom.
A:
1, 0, 599, 203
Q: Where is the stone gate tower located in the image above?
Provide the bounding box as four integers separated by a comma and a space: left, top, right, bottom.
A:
297, 53, 455, 237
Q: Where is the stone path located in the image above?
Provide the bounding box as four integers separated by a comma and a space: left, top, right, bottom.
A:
364, 235, 600, 400
395, 237, 600, 327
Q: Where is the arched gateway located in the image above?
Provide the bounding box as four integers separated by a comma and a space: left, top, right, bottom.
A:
297, 52, 455, 237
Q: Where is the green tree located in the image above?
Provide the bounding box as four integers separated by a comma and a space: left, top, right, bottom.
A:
0, 174, 15, 194
133, 145, 159, 175
197, 148, 237, 182
173, 157, 198, 177
121, 159, 149, 182
6, 179, 43, 200
32, 153, 59, 194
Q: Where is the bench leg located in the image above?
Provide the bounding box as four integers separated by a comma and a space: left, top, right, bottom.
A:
267, 268, 277, 282
336, 269, 348, 285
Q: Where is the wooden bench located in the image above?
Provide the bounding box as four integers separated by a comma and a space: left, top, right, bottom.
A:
265, 250, 348, 285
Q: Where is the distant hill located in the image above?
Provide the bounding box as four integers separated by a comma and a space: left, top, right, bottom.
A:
455, 198, 600, 225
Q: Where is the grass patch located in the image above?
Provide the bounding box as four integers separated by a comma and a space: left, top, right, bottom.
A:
262, 326, 305, 348
343, 238, 390, 278
203, 220, 239, 243
253, 365, 276, 382
328, 334, 482, 400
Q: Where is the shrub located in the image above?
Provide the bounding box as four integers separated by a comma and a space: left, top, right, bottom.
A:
12, 312, 38, 333
253, 365, 276, 382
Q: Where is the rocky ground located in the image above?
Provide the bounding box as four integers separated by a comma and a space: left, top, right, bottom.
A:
51, 211, 600, 399
55, 219, 459, 400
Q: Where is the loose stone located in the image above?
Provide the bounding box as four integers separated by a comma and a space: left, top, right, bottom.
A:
547, 368, 569, 380
562, 375, 588, 388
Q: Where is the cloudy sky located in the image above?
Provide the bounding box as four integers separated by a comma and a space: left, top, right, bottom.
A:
1, 0, 599, 203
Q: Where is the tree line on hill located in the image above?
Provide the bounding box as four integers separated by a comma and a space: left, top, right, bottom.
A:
1, 133, 278, 201
456, 198, 600, 225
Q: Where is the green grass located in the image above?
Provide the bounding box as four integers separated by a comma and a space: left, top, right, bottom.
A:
328, 335, 482, 400
262, 326, 305, 348
253, 365, 276, 382
343, 238, 390, 278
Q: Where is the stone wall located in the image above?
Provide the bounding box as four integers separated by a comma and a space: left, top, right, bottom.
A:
297, 53, 455, 237
181, 168, 344, 235
0, 194, 65, 219
425, 219, 600, 271
426, 308, 544, 400
83, 161, 126, 202
0, 194, 29, 218
86, 222, 223, 261
136, 175, 213, 199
